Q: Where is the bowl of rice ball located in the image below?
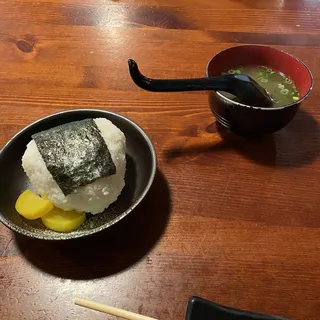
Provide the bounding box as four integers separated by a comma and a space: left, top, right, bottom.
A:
0, 109, 157, 240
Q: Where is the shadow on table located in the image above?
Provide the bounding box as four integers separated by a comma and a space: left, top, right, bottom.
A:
14, 170, 171, 280
165, 109, 320, 168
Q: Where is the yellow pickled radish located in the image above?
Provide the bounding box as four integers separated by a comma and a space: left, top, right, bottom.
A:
15, 189, 54, 220
41, 207, 86, 233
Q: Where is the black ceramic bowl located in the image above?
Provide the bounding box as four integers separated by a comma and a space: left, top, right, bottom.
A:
186, 297, 290, 320
207, 45, 313, 136
0, 109, 157, 240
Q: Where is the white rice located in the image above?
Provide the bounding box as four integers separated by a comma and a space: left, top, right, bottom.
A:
22, 118, 126, 214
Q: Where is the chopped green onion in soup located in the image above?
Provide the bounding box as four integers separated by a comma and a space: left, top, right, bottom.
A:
221, 65, 299, 107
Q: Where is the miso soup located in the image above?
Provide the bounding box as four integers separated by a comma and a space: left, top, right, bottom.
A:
222, 65, 299, 106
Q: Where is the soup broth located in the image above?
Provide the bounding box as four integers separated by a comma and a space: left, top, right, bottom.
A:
222, 65, 299, 106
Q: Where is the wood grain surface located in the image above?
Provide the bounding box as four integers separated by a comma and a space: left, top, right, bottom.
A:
0, 0, 320, 319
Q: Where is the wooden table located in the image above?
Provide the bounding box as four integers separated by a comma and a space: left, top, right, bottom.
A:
1, 1, 320, 319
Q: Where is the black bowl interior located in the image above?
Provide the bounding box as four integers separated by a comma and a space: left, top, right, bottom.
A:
0, 109, 156, 240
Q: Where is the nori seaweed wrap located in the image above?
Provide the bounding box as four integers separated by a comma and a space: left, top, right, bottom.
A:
32, 119, 116, 195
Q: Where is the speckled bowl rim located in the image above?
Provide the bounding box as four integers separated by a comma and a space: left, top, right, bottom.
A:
0, 109, 157, 240
206, 44, 313, 111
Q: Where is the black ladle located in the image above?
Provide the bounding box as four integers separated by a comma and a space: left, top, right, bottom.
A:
128, 59, 273, 108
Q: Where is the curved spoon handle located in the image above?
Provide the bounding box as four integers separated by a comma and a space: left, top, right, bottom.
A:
128, 59, 233, 92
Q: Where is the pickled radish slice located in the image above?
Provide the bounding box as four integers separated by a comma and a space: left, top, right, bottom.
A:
15, 189, 54, 220
41, 207, 85, 232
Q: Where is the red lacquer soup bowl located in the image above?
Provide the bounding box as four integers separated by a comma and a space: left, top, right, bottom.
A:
206, 45, 313, 136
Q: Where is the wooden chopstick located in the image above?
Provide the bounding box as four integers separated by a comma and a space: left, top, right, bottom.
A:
74, 298, 159, 320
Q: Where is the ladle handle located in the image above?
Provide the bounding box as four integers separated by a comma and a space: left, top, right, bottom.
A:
128, 59, 232, 92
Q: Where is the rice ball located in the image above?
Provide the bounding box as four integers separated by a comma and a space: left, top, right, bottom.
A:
22, 118, 126, 214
